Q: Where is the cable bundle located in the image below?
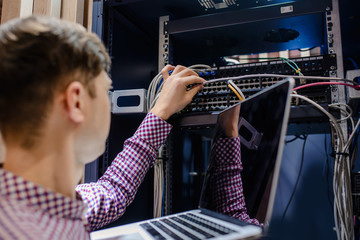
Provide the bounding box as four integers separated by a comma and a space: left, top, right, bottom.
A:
147, 63, 359, 239
148, 64, 212, 218
147, 64, 213, 111
292, 94, 356, 240
154, 145, 164, 218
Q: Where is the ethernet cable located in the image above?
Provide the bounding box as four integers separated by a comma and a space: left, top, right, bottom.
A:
154, 145, 164, 218
329, 103, 354, 130
227, 80, 245, 101
148, 68, 357, 238
147, 64, 213, 111
203, 73, 358, 86
291, 94, 354, 240
148, 64, 212, 218
280, 57, 303, 76
293, 82, 360, 91
293, 88, 357, 240
236, 56, 304, 76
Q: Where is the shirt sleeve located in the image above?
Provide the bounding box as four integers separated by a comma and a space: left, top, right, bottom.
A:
75, 112, 172, 230
212, 137, 261, 226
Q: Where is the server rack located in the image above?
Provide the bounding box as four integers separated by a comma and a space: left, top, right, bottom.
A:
158, 0, 346, 216
86, 1, 360, 238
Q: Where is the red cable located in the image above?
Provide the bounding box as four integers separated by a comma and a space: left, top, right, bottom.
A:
293, 82, 360, 92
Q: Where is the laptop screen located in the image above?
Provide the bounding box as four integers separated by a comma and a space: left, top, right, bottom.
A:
199, 79, 293, 224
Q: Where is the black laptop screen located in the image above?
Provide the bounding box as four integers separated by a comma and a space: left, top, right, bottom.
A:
200, 80, 291, 223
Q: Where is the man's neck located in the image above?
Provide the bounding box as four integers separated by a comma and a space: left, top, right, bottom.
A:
3, 139, 82, 199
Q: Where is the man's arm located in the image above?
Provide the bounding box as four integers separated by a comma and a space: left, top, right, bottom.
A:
76, 65, 205, 230
212, 104, 260, 225
76, 112, 171, 230
211, 137, 261, 226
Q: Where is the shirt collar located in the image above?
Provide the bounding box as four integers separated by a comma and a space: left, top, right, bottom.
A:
0, 168, 88, 221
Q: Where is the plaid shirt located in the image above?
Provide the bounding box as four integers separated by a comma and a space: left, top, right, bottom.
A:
75, 113, 172, 231
0, 113, 255, 239
212, 137, 260, 225
0, 113, 171, 239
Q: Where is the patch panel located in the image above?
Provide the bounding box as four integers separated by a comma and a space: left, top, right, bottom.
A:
180, 55, 336, 115
183, 76, 331, 114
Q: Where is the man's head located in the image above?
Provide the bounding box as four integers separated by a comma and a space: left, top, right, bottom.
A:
0, 16, 111, 155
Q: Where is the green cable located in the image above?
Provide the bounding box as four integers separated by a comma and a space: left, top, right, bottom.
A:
234, 56, 304, 76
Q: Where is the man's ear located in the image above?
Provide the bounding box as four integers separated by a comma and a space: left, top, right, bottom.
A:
64, 81, 86, 123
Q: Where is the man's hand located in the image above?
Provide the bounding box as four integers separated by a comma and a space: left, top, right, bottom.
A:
219, 105, 241, 138
150, 65, 205, 121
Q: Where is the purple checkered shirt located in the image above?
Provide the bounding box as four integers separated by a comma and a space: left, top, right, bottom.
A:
75, 113, 172, 231
212, 137, 260, 225
0, 113, 171, 239
0, 112, 256, 239
0, 168, 90, 239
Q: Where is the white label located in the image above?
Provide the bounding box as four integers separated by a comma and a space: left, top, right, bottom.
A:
281, 5, 294, 14
214, 3, 228, 9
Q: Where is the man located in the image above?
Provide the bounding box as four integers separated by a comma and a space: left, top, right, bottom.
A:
0, 15, 204, 239
0, 15, 257, 240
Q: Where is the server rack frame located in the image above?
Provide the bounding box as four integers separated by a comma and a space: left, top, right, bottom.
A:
158, 0, 346, 216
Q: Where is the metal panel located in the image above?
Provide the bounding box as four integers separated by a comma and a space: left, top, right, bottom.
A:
158, 16, 170, 71
111, 89, 147, 114
327, 0, 345, 107
347, 69, 360, 103
326, 0, 347, 146
166, 1, 332, 35
92, 0, 103, 38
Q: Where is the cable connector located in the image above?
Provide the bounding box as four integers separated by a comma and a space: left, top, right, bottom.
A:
227, 80, 245, 101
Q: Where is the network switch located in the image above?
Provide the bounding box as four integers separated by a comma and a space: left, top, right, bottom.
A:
181, 55, 336, 114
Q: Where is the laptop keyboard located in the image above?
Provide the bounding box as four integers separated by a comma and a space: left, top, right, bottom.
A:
140, 212, 236, 240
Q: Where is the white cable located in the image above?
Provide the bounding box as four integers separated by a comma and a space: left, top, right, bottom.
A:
228, 79, 245, 100
291, 94, 354, 240
148, 72, 357, 112
204, 73, 357, 85
328, 103, 354, 130
344, 118, 360, 153
147, 72, 163, 111
150, 94, 161, 110
148, 69, 357, 234
154, 145, 164, 218
148, 65, 212, 218
291, 94, 344, 147
147, 64, 212, 112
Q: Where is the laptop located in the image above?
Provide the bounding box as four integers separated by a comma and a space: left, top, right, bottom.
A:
90, 78, 295, 240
